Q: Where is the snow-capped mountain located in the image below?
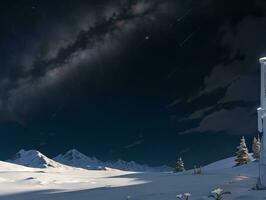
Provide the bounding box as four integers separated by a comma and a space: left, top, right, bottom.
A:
54, 149, 172, 172
105, 159, 172, 172
7, 149, 66, 168
54, 149, 106, 170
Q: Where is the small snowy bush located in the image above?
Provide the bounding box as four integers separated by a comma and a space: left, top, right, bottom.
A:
193, 165, 202, 175
208, 188, 231, 200
176, 192, 191, 200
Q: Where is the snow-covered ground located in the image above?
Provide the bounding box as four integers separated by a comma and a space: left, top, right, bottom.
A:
0, 150, 265, 200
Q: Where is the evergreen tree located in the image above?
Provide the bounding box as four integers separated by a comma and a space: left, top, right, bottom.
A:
252, 135, 261, 161
235, 136, 250, 166
175, 157, 185, 172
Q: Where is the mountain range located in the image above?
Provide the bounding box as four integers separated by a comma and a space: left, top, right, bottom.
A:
7, 149, 173, 172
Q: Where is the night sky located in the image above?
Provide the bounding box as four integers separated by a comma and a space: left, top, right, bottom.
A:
0, 0, 266, 168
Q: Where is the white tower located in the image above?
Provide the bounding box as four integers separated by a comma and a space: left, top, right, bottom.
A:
258, 57, 266, 188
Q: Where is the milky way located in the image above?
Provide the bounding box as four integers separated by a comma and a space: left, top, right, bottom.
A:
0, 0, 266, 168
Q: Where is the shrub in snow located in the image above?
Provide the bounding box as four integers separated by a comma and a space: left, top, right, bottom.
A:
176, 192, 191, 200
193, 165, 202, 175
208, 188, 231, 200
252, 135, 261, 161
235, 136, 250, 166
175, 157, 185, 172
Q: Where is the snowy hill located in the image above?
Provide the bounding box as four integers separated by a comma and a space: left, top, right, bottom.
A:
203, 156, 237, 171
0, 155, 264, 200
54, 149, 172, 172
203, 154, 255, 172
0, 160, 35, 172
0, 153, 265, 200
7, 149, 67, 168
202, 154, 258, 177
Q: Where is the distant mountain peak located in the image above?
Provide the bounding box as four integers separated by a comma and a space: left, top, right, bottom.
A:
62, 149, 91, 160
63, 149, 82, 160
54, 149, 104, 170
66, 148, 80, 154
7, 149, 172, 172
55, 149, 173, 172
7, 149, 65, 169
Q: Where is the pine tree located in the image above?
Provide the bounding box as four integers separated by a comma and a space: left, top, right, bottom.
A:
175, 157, 185, 172
235, 136, 250, 166
252, 135, 261, 161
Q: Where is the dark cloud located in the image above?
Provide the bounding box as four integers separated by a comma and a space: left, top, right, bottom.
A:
180, 107, 257, 135
181, 16, 266, 135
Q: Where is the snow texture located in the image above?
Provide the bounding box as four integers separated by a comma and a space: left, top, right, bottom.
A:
0, 150, 265, 200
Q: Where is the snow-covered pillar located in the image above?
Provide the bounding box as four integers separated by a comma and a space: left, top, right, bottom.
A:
258, 57, 266, 188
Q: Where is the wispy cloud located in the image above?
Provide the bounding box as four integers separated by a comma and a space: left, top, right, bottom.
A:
124, 139, 143, 149
179, 16, 266, 135
180, 107, 257, 135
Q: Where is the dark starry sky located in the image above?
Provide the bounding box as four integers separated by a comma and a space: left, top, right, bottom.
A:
0, 0, 266, 168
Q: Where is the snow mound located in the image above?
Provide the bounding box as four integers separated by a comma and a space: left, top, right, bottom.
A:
203, 156, 237, 171
54, 149, 172, 172
0, 160, 34, 172
7, 149, 66, 168
54, 149, 106, 170
203, 154, 255, 172
202, 154, 258, 177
